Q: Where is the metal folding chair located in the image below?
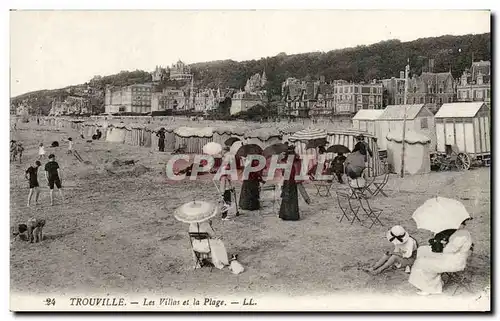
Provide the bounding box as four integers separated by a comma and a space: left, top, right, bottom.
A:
335, 189, 362, 225
368, 162, 390, 197
347, 175, 375, 199
188, 232, 213, 271
260, 183, 279, 216
312, 180, 334, 197
356, 196, 384, 228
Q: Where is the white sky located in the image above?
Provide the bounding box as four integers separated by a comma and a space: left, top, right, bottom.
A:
10, 10, 490, 97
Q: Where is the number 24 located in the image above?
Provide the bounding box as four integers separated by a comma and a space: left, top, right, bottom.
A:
45, 298, 56, 306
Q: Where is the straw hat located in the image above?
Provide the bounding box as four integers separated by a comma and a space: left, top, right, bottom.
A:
386, 225, 410, 244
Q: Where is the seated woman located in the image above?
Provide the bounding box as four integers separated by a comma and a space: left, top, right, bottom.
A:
330, 152, 347, 183
189, 221, 229, 270
344, 149, 366, 180
408, 219, 473, 295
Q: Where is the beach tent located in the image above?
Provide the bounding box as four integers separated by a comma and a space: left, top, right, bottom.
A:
434, 102, 490, 156
106, 124, 127, 143
174, 126, 214, 154
352, 109, 384, 145
378, 104, 436, 151
386, 130, 431, 175
243, 127, 283, 149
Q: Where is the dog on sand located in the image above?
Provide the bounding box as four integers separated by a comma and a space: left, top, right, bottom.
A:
14, 218, 46, 243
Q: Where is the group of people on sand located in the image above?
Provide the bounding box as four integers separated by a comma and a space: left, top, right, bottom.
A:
217, 144, 308, 222
25, 154, 65, 207
364, 221, 473, 296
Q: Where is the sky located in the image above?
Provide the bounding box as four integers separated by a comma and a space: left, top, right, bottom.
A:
10, 10, 490, 97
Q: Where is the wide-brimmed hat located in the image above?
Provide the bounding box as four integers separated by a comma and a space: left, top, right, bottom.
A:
386, 225, 410, 244
355, 134, 365, 140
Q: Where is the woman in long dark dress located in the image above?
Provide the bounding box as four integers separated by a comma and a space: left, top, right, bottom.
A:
157, 128, 166, 152
279, 150, 301, 221
239, 159, 263, 211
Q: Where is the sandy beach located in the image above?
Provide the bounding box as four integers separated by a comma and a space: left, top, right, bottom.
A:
10, 121, 490, 301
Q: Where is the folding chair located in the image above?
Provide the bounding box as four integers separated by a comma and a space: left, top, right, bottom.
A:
311, 179, 334, 197
260, 183, 279, 216
335, 190, 362, 225
443, 243, 475, 295
188, 232, 213, 271
368, 162, 390, 197
347, 174, 375, 199
356, 197, 384, 229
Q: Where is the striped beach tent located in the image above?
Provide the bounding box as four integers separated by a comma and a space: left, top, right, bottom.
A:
288, 128, 328, 142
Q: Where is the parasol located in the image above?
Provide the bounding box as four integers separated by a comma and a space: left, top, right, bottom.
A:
305, 138, 328, 149
236, 144, 263, 158
288, 128, 327, 142
202, 142, 223, 156
174, 200, 219, 223
263, 143, 289, 158
412, 197, 471, 233
326, 144, 351, 154
224, 137, 241, 147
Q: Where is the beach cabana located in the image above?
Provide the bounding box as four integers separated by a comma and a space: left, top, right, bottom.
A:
378, 104, 436, 151
434, 102, 490, 157
106, 124, 127, 143
243, 127, 283, 149
386, 130, 431, 175
174, 126, 214, 154
352, 109, 384, 144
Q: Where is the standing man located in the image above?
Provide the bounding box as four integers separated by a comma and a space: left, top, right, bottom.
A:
45, 154, 64, 206
25, 160, 42, 207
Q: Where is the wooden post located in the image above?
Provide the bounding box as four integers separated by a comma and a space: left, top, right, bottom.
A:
400, 60, 410, 178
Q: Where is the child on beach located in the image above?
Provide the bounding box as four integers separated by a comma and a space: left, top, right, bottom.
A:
38, 143, 46, 160
16, 142, 24, 164
364, 225, 418, 275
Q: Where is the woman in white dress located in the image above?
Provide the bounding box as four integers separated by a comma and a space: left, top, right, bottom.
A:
189, 221, 229, 270
409, 219, 473, 295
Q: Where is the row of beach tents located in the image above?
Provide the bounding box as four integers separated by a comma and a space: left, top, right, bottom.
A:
38, 117, 385, 176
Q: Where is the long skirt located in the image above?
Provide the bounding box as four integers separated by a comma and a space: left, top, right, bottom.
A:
192, 239, 229, 270
279, 180, 300, 221
158, 139, 165, 152
408, 246, 468, 293
239, 180, 260, 211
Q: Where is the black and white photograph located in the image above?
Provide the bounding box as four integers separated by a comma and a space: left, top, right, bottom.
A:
7, 9, 491, 312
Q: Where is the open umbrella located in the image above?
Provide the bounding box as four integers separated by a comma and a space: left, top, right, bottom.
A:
202, 142, 223, 156
412, 197, 471, 233
174, 200, 219, 223
305, 138, 328, 149
288, 128, 327, 142
263, 143, 289, 158
236, 144, 263, 158
326, 144, 351, 154
224, 137, 241, 147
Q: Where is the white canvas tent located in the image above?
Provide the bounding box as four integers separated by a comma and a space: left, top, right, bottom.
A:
378, 104, 436, 151
352, 109, 384, 146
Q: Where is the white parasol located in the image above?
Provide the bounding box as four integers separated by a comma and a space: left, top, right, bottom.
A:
174, 200, 219, 224
412, 197, 471, 233
202, 142, 223, 156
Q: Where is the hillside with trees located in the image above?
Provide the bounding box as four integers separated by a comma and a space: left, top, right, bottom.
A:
11, 33, 490, 115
